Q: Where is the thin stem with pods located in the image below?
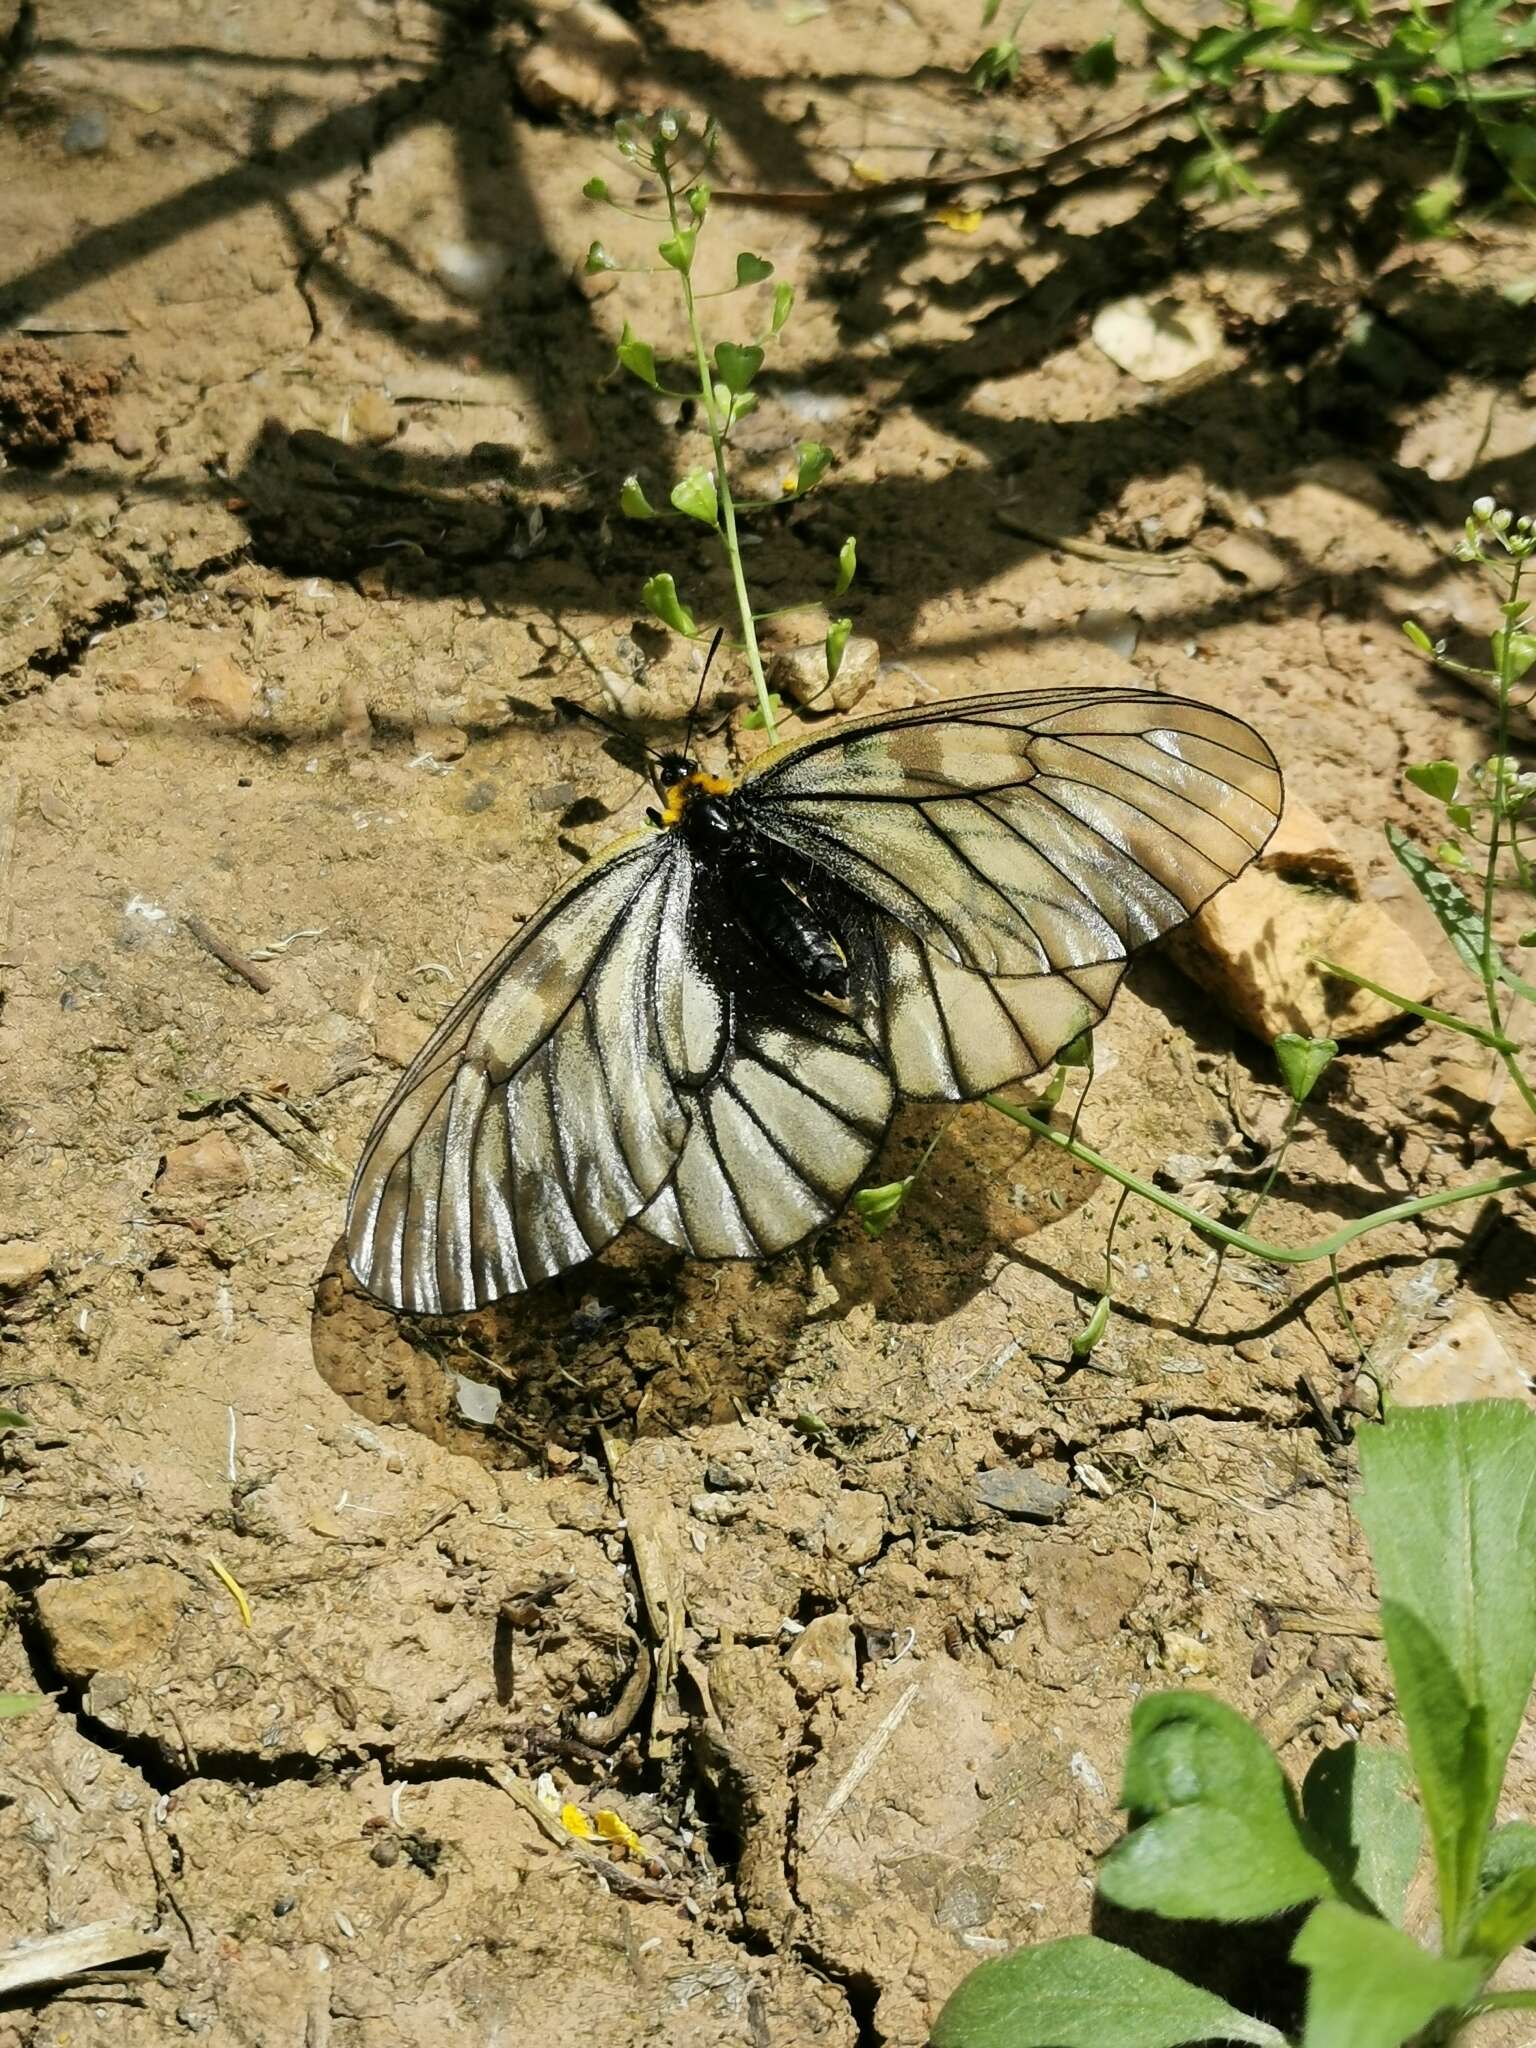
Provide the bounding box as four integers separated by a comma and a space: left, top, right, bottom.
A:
983, 1094, 1536, 1263
655, 146, 778, 746
1480, 551, 1536, 1125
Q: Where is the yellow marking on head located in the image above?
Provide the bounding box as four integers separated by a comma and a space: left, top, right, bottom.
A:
660, 768, 735, 828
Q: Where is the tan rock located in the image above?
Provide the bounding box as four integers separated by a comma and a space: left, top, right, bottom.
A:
373, 1011, 430, 1069
516, 1, 642, 118
35, 1564, 188, 1679
176, 652, 254, 726
1170, 801, 1437, 1044
0, 1241, 50, 1292
412, 724, 468, 763
349, 390, 398, 444
784, 1613, 857, 1699
823, 1489, 885, 1566
1392, 1303, 1533, 1409
93, 736, 125, 767
155, 1131, 248, 1201
771, 634, 880, 716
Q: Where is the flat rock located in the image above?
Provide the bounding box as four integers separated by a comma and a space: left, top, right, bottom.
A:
771, 635, 880, 715
0, 1241, 50, 1293
784, 1613, 857, 1699
35, 1564, 189, 1680
1393, 1304, 1533, 1409
175, 652, 254, 726
154, 1131, 249, 1201
972, 1464, 1069, 1522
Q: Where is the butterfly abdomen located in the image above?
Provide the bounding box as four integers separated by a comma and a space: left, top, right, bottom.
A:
735, 856, 849, 1000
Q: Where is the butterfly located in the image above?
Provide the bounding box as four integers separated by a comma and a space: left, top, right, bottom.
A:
346, 688, 1282, 1313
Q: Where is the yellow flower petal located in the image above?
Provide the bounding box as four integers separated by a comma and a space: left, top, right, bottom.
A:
595, 1810, 644, 1856
559, 1802, 595, 1840
849, 159, 885, 187
934, 206, 984, 234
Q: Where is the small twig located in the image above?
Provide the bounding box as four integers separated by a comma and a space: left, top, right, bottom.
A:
184, 917, 274, 996
803, 1681, 921, 1850
234, 1096, 348, 1184
1297, 1370, 1346, 1447
714, 93, 1193, 213
0, 1919, 169, 1998
138, 1815, 197, 1953
577, 1637, 653, 1750
995, 509, 1197, 574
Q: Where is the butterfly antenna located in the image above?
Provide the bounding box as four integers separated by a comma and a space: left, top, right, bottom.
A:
682, 628, 724, 762
550, 693, 667, 770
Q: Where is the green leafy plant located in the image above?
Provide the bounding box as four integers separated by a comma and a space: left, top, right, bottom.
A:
585, 111, 859, 744
968, 0, 1536, 231
934, 1401, 1536, 2048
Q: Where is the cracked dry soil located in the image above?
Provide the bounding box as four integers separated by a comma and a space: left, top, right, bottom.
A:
3, 2, 1536, 2044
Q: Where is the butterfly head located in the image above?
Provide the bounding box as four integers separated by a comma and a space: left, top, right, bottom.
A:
656, 757, 736, 832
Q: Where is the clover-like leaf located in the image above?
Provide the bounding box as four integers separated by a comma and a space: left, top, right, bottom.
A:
689, 182, 711, 220
658, 229, 697, 274
735, 252, 774, 287
616, 323, 660, 390
582, 175, 610, 203
855, 1178, 913, 1240
791, 441, 833, 495
714, 342, 764, 395
1273, 1034, 1337, 1106
641, 572, 698, 638
771, 283, 795, 334
618, 475, 656, 520
584, 240, 618, 274
1406, 759, 1460, 803
669, 468, 719, 526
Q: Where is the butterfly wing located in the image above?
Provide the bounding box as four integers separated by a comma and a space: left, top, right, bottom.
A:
739, 688, 1282, 1099
346, 833, 895, 1311
347, 834, 693, 1313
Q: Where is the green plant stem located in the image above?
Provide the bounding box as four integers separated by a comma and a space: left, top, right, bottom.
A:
657, 158, 777, 746
1481, 556, 1536, 1126
1460, 1991, 1536, 2017
1315, 959, 1516, 1051
983, 1095, 1536, 1262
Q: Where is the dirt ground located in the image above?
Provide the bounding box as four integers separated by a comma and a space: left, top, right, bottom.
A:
3, 2, 1536, 2044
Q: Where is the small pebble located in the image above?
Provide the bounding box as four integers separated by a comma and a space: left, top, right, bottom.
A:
370, 1836, 400, 1868
112, 432, 144, 459
972, 1465, 1070, 1522
530, 781, 577, 813
704, 1459, 751, 1492
0, 1242, 50, 1293
62, 109, 109, 155
464, 781, 498, 815
94, 737, 126, 767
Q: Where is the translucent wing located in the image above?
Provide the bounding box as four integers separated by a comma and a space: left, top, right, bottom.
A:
741, 688, 1282, 1099
346, 837, 894, 1312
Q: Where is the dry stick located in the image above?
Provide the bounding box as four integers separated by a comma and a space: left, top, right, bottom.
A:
0, 1920, 170, 1999
713, 94, 1193, 214
803, 1681, 922, 1850
184, 916, 274, 996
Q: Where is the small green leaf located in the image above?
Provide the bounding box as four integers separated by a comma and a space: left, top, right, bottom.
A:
584, 239, 619, 274
1494, 626, 1536, 681
969, 37, 1021, 91
1356, 1404, 1536, 1947
714, 342, 764, 395
1405, 759, 1460, 803
735, 252, 774, 287
825, 615, 852, 684
931, 1935, 1286, 2048
1482, 1820, 1536, 1889
1101, 1691, 1337, 1922
619, 474, 656, 520
855, 1178, 913, 1240
1402, 620, 1435, 656
1273, 1033, 1337, 1105
1070, 1293, 1112, 1357
1292, 1902, 1482, 2048
689, 182, 711, 219
1406, 178, 1462, 238
658, 229, 696, 274
771, 283, 795, 334
616, 323, 660, 390
0, 1409, 31, 1431
742, 691, 785, 732
1447, 803, 1474, 831
640, 572, 698, 638
792, 441, 833, 495
1300, 1745, 1422, 1926
1057, 1029, 1094, 1069
0, 1692, 43, 1718
1073, 35, 1119, 85
669, 468, 719, 526
833, 536, 857, 598
1385, 823, 1487, 978
582, 175, 610, 203
1464, 1860, 1536, 1964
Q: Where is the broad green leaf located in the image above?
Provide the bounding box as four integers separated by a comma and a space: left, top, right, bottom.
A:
930, 1935, 1286, 2048
1405, 759, 1459, 803
1273, 1034, 1336, 1105
833, 536, 857, 598
1073, 35, 1119, 84
855, 1178, 912, 1241
640, 572, 698, 638
1293, 1902, 1481, 2048
1101, 1692, 1336, 1922
1300, 1745, 1422, 1925
669, 468, 718, 526
771, 283, 795, 334
1494, 627, 1536, 681
1384, 824, 1486, 978
0, 1692, 42, 1717
714, 342, 764, 395
1437, 0, 1535, 68
616, 323, 660, 390
618, 475, 656, 520
792, 441, 833, 495
735, 252, 774, 287
0, 1409, 31, 1430
1482, 1820, 1536, 1889
1356, 1404, 1536, 1943
658, 229, 696, 274
584, 240, 618, 274
825, 616, 852, 684
1464, 1860, 1536, 1963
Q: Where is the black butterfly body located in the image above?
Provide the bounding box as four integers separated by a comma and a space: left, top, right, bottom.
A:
346, 688, 1282, 1314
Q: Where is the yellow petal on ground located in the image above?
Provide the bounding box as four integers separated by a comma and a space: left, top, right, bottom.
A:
595, 1810, 644, 1856
781, 472, 799, 494
559, 1802, 595, 1840
849, 160, 885, 186
934, 206, 984, 233
205, 1552, 253, 1629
